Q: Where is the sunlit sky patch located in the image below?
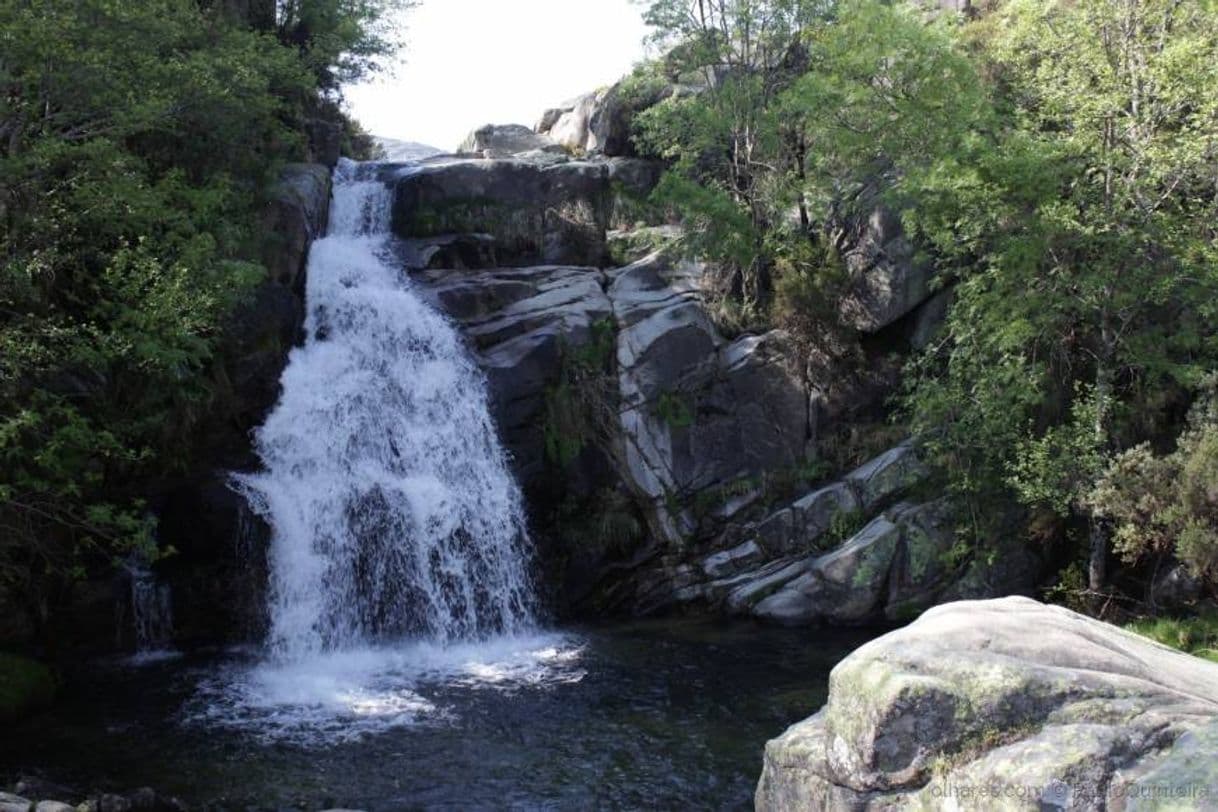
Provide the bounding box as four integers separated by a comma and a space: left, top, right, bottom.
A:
345, 0, 651, 151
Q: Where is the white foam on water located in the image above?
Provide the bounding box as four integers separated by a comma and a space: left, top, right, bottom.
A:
186, 632, 586, 745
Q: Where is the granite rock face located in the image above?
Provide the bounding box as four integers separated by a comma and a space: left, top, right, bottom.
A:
457, 123, 566, 158
757, 597, 1218, 811
392, 158, 612, 267
386, 109, 1012, 621
837, 203, 936, 333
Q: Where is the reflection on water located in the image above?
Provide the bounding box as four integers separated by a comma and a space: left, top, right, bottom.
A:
0, 618, 874, 810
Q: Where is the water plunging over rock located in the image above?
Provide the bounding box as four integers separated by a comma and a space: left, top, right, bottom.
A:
235, 160, 538, 658
123, 558, 174, 655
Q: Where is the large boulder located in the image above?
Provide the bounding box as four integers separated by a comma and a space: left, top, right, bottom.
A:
837, 203, 935, 333
647, 438, 1039, 624
542, 92, 600, 153
392, 159, 610, 267
756, 597, 1218, 811
720, 498, 963, 624
457, 123, 565, 158
537, 79, 692, 158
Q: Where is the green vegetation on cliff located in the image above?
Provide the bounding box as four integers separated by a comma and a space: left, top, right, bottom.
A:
635, 0, 1218, 611
0, 0, 408, 637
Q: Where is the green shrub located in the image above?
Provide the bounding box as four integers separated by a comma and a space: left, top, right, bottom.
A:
0, 653, 57, 722
1125, 614, 1218, 664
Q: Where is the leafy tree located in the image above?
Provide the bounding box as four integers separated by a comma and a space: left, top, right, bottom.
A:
1090, 377, 1218, 586
635, 0, 832, 303
904, 0, 1218, 596
0, 0, 403, 636
277, 0, 414, 89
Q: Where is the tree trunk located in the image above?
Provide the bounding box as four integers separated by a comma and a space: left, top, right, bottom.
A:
1088, 332, 1115, 600
1088, 518, 1107, 596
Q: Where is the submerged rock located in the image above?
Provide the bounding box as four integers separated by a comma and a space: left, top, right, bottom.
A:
0, 794, 29, 812
756, 597, 1218, 811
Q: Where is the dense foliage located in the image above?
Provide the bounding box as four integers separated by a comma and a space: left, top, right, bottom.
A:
0, 0, 405, 633
637, 0, 1218, 610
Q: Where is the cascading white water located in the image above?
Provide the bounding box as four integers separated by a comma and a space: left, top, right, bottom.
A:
192, 160, 577, 744
124, 557, 174, 653
235, 160, 537, 659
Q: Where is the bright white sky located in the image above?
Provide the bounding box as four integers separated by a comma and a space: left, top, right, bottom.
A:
345, 0, 652, 151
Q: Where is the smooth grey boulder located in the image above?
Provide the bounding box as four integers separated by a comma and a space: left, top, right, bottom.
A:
631, 441, 941, 617
456, 123, 565, 158
756, 597, 1218, 811
543, 92, 599, 152
844, 442, 926, 511
0, 793, 30, 812
752, 514, 903, 624
747, 501, 957, 625
538, 79, 691, 158
837, 204, 935, 333
33, 803, 74, 812
701, 539, 765, 578
752, 442, 923, 559
753, 482, 860, 559
392, 159, 609, 267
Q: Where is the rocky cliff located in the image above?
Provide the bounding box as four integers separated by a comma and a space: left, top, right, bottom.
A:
149, 72, 1022, 643
384, 102, 1031, 620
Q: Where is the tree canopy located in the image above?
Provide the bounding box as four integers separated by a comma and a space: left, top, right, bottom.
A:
0, 0, 406, 632
636, 0, 1218, 608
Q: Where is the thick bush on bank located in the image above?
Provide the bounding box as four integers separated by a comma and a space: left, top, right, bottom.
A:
0, 0, 408, 640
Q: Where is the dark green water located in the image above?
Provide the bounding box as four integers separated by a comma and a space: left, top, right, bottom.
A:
1, 618, 872, 810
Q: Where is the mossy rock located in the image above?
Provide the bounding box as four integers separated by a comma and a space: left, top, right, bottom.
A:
0, 653, 57, 722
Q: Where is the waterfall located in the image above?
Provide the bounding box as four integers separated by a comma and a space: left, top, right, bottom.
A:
235, 160, 537, 659
123, 557, 174, 655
